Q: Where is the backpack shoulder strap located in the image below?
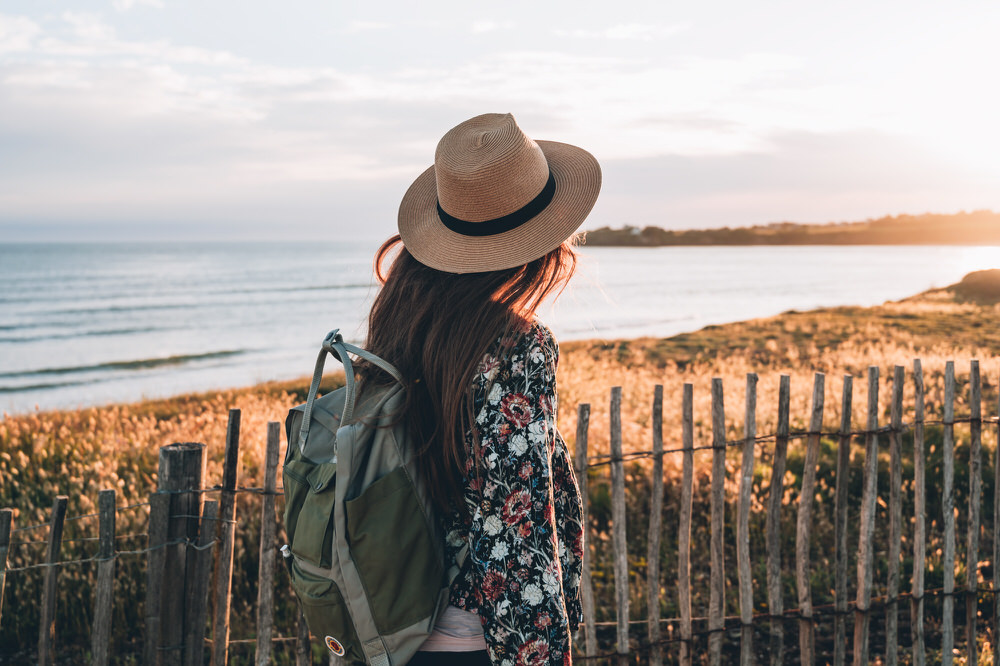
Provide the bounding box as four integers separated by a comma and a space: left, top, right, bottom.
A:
297, 329, 403, 454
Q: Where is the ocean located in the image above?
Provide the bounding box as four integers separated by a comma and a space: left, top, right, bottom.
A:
1, 242, 997, 415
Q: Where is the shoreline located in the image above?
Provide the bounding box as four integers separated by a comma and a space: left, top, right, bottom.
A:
4, 270, 999, 423
5, 244, 997, 417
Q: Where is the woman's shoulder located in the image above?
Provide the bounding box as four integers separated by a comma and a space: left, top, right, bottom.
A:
498, 318, 558, 358
475, 319, 558, 393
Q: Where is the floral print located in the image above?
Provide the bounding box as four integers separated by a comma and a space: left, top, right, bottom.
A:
442, 321, 584, 665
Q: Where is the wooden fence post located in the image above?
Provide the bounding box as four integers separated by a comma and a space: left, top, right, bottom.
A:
833, 375, 852, 666
886, 365, 904, 666
185, 500, 218, 666
212, 409, 241, 666
678, 384, 694, 666
994, 363, 1000, 666
912, 360, 926, 666
709, 377, 726, 666
854, 367, 879, 665
257, 422, 281, 666
0, 508, 11, 629
575, 404, 596, 658
796, 373, 825, 666
968, 360, 982, 665
943, 361, 956, 665
296, 608, 310, 666
145, 490, 170, 665
766, 375, 790, 666
609, 387, 629, 662
91, 489, 117, 666
38, 495, 68, 666
737, 373, 757, 666
647, 386, 664, 666
156, 442, 206, 666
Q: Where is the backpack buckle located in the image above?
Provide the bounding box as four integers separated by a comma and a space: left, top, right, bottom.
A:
322, 329, 345, 360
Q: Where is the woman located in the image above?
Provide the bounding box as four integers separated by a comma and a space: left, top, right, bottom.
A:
361, 113, 601, 665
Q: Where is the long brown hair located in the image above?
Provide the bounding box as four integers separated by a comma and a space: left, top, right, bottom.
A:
361, 234, 578, 513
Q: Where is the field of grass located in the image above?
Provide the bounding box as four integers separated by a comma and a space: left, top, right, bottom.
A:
2, 271, 999, 662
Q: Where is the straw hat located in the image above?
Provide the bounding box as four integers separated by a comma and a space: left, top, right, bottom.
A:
398, 113, 601, 274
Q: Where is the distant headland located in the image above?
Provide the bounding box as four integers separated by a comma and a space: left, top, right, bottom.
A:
583, 210, 1000, 246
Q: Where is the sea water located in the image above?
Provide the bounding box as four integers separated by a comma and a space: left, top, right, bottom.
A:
1, 242, 997, 415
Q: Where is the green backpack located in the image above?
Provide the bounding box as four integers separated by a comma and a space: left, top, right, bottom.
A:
282, 329, 467, 665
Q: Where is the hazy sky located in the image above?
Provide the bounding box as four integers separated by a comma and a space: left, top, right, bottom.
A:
1, 1, 998, 241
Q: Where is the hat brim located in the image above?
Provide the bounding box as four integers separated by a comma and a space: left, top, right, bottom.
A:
397, 140, 601, 274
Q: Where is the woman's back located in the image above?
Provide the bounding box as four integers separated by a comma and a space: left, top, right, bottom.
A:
435, 320, 583, 664
363, 112, 600, 665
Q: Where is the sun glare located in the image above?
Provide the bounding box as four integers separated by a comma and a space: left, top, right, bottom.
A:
957, 246, 1000, 277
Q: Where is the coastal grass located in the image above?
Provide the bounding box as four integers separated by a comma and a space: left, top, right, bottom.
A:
0, 377, 344, 663
559, 272, 1000, 465
2, 273, 1000, 660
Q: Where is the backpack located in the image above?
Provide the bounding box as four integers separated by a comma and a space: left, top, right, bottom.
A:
282, 329, 467, 665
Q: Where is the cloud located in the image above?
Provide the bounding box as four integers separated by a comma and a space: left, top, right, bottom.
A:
344, 20, 390, 33
472, 20, 515, 34
0, 13, 848, 169
555, 22, 691, 41
0, 14, 838, 235
597, 130, 996, 229
1, 9, 996, 238
0, 14, 40, 53
18, 12, 245, 66
62, 11, 120, 42
112, 0, 164, 11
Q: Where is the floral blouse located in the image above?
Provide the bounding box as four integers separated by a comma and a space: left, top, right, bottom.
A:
442, 320, 585, 666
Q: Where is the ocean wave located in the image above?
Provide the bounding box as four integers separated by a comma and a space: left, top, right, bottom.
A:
0, 379, 92, 393
0, 319, 84, 332
0, 350, 247, 380
0, 282, 372, 305
0, 326, 167, 344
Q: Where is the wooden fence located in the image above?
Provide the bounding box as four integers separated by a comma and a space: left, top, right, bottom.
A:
574, 359, 998, 665
0, 359, 996, 664
0, 412, 312, 665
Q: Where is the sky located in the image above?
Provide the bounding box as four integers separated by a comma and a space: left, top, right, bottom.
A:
1, 0, 998, 241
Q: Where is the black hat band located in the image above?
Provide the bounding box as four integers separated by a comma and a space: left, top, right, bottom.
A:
436, 171, 556, 237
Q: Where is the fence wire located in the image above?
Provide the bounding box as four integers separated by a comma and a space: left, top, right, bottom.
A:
576, 584, 997, 661
4, 415, 997, 571
9, 414, 996, 541
2, 479, 287, 585
3, 535, 222, 573
585, 416, 996, 468
9, 499, 151, 535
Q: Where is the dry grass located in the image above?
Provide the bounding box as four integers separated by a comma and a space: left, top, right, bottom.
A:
0, 376, 344, 663
557, 287, 1000, 473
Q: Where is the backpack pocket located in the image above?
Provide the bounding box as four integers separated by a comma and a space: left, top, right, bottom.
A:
345, 466, 444, 634
286, 461, 338, 569
288, 559, 365, 664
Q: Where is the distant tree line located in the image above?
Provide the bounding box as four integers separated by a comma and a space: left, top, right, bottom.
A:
583, 210, 1000, 246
